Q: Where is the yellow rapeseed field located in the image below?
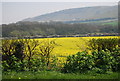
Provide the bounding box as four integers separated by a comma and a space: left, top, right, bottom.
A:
3, 36, 119, 66
33, 36, 119, 63
36, 36, 118, 57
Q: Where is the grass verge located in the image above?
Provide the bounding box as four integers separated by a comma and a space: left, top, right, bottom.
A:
2, 71, 119, 79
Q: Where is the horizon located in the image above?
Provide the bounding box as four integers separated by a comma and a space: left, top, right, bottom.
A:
1, 2, 118, 24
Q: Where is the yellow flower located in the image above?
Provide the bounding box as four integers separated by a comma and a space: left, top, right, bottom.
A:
18, 77, 21, 79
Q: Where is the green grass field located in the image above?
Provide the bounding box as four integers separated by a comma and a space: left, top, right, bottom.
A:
2, 71, 119, 79
102, 21, 118, 26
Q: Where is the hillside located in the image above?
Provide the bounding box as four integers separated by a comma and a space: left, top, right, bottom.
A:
23, 5, 118, 22
2, 5, 118, 37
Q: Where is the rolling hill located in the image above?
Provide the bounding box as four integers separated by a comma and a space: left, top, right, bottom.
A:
23, 5, 118, 23
2, 5, 118, 37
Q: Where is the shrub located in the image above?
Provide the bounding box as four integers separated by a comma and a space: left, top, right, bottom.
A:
111, 47, 120, 71
61, 51, 94, 73
2, 40, 25, 71
62, 48, 120, 73
88, 38, 119, 51
2, 55, 25, 71
92, 50, 115, 73
2, 39, 58, 72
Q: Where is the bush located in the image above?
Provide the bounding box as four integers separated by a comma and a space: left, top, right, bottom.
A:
2, 55, 25, 71
92, 50, 115, 73
88, 38, 119, 51
111, 47, 120, 71
2, 39, 25, 64
61, 51, 94, 73
2, 39, 58, 72
2, 55, 59, 72
62, 48, 120, 73
2, 40, 25, 71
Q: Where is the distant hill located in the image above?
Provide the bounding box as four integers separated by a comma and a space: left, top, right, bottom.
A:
23, 5, 118, 23
2, 5, 118, 37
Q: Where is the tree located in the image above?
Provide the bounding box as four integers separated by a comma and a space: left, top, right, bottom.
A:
2, 39, 25, 70
38, 39, 56, 66
2, 39, 25, 61
88, 38, 119, 51
23, 38, 40, 68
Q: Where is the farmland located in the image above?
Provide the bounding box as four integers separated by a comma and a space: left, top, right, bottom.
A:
2, 36, 120, 80
36, 36, 119, 56
21, 36, 118, 64
2, 3, 119, 80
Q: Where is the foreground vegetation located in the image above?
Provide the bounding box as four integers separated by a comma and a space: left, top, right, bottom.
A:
2, 36, 120, 79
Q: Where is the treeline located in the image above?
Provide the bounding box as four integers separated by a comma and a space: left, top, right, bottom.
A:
2, 21, 118, 37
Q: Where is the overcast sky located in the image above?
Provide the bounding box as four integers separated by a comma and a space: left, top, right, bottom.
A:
1, 0, 119, 24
